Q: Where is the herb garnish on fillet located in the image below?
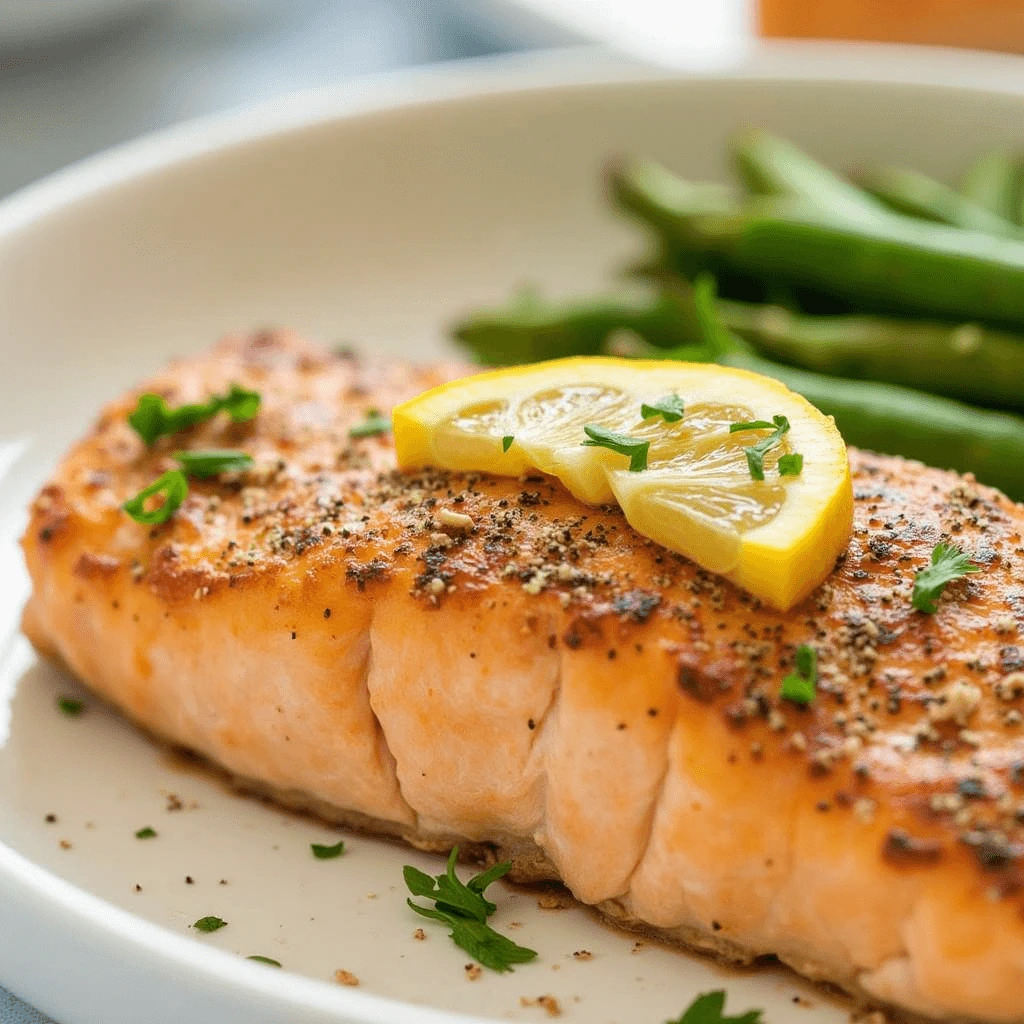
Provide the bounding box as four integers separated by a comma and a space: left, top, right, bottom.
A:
349, 410, 392, 438
780, 644, 817, 705
172, 449, 253, 478
128, 383, 260, 445
123, 451, 252, 524
122, 469, 189, 525
912, 542, 980, 613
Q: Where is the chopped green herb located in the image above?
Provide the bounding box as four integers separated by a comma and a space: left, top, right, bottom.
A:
193, 916, 228, 933
641, 393, 685, 423
582, 424, 649, 472
403, 848, 536, 972
730, 415, 790, 481
349, 410, 391, 438
668, 990, 763, 1024
408, 904, 538, 972
502, 435, 514, 452
311, 841, 345, 860
221, 384, 261, 422
404, 848, 504, 921
172, 449, 253, 479
129, 394, 177, 446
122, 469, 188, 525
123, 449, 253, 527
778, 452, 804, 476
58, 696, 85, 717
135, 827, 157, 840
780, 644, 817, 705
128, 383, 261, 445
246, 955, 282, 967
912, 542, 980, 613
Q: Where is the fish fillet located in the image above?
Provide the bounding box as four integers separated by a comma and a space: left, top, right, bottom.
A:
20, 330, 1024, 1023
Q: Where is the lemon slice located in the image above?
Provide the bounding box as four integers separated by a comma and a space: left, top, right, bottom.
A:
393, 357, 852, 609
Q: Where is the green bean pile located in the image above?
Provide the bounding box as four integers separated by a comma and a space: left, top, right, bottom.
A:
452, 131, 1024, 500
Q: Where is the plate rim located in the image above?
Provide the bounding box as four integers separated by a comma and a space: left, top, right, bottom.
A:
4, 39, 1024, 1023
6, 38, 1024, 243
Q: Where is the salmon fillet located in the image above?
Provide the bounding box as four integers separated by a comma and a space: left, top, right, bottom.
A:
21, 330, 1024, 1024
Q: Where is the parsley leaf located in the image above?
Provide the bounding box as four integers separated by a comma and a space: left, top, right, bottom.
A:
641, 393, 685, 423
502, 435, 514, 452
403, 848, 497, 921
221, 384, 261, 421
135, 827, 157, 840
122, 469, 188, 525
349, 410, 391, 438
668, 990, 763, 1024
778, 453, 803, 476
123, 450, 252, 526
403, 848, 536, 972
193, 916, 227, 933
466, 861, 512, 894
58, 696, 85, 717
780, 644, 817, 705
172, 449, 253, 479
912, 542, 980, 613
247, 956, 282, 967
129, 395, 176, 446
407, 903, 537, 973
582, 424, 649, 472
730, 415, 792, 481
311, 841, 345, 860
128, 383, 260, 445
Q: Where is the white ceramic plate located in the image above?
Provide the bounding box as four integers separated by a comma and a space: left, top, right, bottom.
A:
6, 43, 1024, 1024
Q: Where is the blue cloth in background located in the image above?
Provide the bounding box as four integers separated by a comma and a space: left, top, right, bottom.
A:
0, 1, 531, 1020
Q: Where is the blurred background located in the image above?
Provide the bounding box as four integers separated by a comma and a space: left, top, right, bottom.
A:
0, 0, 574, 199
7, 0, 1024, 200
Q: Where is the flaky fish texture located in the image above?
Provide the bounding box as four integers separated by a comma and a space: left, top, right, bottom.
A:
21, 330, 1024, 1023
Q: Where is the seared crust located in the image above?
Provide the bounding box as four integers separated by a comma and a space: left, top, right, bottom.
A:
21, 330, 1024, 1024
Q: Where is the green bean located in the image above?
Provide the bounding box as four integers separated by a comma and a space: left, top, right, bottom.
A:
580, 275, 1024, 499
608, 160, 739, 279
452, 288, 693, 366
721, 349, 1024, 499
450, 277, 1024, 499
959, 150, 1020, 222
608, 160, 736, 230
686, 199, 1024, 326
732, 129, 886, 221
611, 160, 825, 306
688, 277, 1024, 499
857, 165, 1023, 237
613, 158, 1024, 323
720, 299, 1024, 411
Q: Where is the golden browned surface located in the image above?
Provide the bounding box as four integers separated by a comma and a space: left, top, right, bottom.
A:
21, 331, 1024, 1023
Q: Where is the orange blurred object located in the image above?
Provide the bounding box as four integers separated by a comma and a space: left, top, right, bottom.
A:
760, 0, 1024, 53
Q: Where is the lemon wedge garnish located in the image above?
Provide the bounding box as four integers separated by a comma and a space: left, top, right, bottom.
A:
393, 357, 852, 610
